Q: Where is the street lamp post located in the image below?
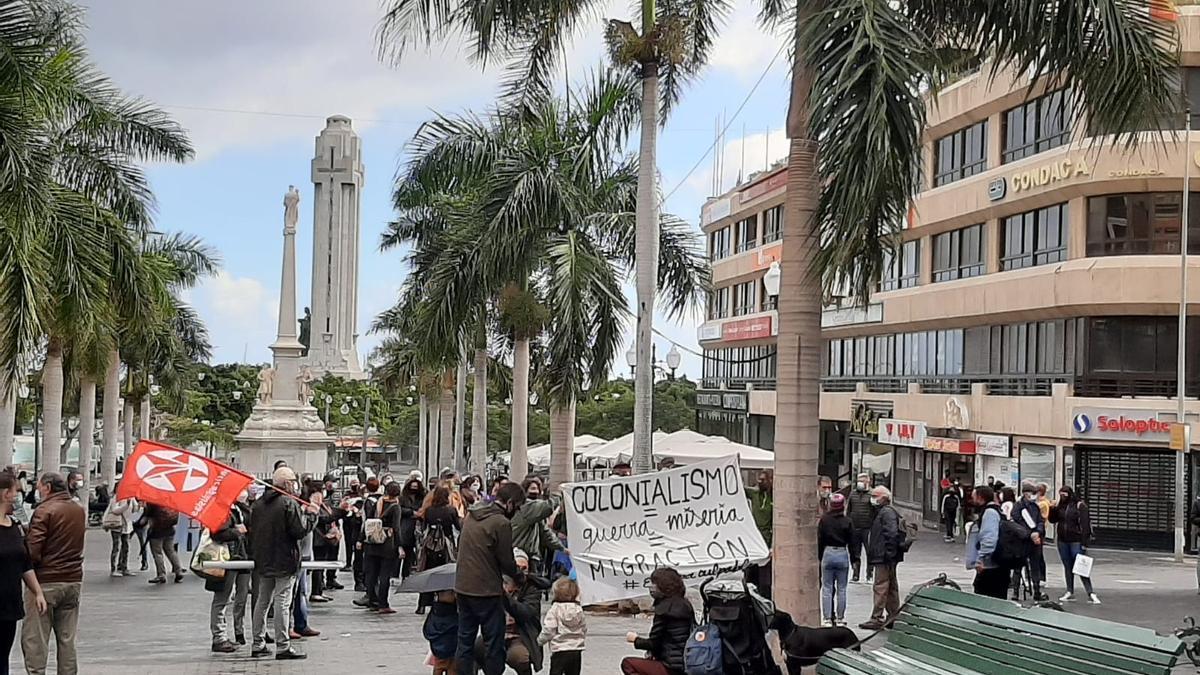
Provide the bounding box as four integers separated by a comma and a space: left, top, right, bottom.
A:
625, 348, 637, 379
666, 345, 682, 380
1177, 108, 1193, 562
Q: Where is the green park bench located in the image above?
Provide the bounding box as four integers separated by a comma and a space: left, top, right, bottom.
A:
816, 585, 1186, 675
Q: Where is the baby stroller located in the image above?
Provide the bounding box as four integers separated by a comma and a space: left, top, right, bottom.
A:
698, 577, 782, 675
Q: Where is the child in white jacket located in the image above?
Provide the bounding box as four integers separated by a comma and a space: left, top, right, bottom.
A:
538, 577, 587, 675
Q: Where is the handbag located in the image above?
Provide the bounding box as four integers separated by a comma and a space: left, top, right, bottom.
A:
1072, 553, 1094, 578
101, 503, 124, 531
189, 529, 230, 580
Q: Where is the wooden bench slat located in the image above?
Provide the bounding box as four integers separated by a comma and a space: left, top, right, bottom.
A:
894, 616, 1160, 675
863, 646, 981, 675
914, 586, 1183, 654
902, 603, 1175, 673
815, 648, 898, 675
890, 629, 1098, 675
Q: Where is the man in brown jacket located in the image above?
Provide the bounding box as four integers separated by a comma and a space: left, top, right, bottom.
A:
454, 482, 525, 675
22, 472, 85, 675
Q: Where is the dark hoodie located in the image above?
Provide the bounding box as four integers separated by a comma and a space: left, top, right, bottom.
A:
1048, 487, 1092, 544
248, 488, 316, 578
634, 595, 696, 672
454, 501, 520, 597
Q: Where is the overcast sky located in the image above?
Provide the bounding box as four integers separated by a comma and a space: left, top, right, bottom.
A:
82, 0, 792, 378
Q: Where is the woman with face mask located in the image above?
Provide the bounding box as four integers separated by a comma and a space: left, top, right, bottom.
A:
621, 568, 695, 675
1049, 486, 1098, 604
207, 489, 252, 652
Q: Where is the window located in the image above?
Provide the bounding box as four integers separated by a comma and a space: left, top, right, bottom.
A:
1002, 89, 1071, 163
762, 205, 784, 243
734, 216, 758, 253
1086, 192, 1200, 256
1002, 203, 1068, 270
934, 120, 988, 187
709, 227, 731, 261
732, 281, 756, 316
880, 240, 921, 291
707, 286, 730, 320
932, 224, 985, 282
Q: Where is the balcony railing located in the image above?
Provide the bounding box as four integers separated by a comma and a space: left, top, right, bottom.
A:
819, 375, 1070, 396
700, 377, 777, 392
1074, 376, 1200, 399
735, 239, 758, 254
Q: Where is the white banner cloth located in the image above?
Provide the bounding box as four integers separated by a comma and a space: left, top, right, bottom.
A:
563, 455, 769, 604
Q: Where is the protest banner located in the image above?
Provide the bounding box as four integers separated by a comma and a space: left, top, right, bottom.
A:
563, 455, 769, 604
116, 440, 254, 531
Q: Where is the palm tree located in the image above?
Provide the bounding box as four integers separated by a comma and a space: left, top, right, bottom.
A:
377, 0, 725, 474
748, 0, 1178, 625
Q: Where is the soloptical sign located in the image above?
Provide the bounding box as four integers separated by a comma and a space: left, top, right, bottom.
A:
1070, 407, 1172, 442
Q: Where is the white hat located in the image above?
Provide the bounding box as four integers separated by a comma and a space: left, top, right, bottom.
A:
513, 548, 529, 565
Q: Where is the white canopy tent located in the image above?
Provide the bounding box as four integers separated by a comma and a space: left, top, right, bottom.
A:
578, 428, 775, 469
498, 434, 609, 470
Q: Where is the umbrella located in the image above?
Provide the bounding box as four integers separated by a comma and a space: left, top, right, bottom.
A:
398, 563, 457, 593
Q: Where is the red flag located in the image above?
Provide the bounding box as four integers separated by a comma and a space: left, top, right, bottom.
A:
116, 440, 255, 531
1150, 0, 1178, 21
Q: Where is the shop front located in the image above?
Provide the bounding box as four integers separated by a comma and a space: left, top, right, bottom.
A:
1070, 406, 1193, 551
922, 435, 977, 528
975, 434, 1018, 489
695, 390, 749, 445
877, 419, 928, 526
849, 401, 894, 491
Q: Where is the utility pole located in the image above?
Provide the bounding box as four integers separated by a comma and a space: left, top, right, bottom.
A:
361, 396, 372, 474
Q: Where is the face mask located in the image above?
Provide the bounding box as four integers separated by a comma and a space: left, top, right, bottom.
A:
820, 489, 831, 498
869, 497, 880, 506
1059, 494, 1069, 501
856, 482, 866, 490
649, 587, 664, 600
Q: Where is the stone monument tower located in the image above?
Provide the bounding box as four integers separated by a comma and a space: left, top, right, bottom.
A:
304, 115, 365, 380
236, 186, 333, 475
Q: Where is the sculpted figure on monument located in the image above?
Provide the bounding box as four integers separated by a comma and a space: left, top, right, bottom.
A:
257, 365, 275, 403
298, 307, 311, 356
283, 185, 300, 233
296, 366, 314, 404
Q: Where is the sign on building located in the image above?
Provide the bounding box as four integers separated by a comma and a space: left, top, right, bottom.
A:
877, 419, 927, 448
563, 456, 769, 604
975, 434, 1011, 457
1070, 407, 1172, 442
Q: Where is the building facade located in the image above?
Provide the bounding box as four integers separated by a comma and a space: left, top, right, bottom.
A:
699, 9, 1200, 550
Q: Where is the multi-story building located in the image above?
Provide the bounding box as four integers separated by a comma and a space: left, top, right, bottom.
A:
699, 8, 1200, 551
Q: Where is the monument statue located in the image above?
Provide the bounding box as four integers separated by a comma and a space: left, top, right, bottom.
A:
256, 365, 275, 404
296, 366, 314, 404
298, 307, 311, 356
284, 185, 300, 234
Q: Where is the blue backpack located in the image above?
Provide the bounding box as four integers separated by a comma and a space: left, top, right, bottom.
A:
684, 623, 725, 675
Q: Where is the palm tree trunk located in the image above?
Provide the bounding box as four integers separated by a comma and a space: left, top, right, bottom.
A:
428, 396, 441, 478
631, 58, 660, 475
77, 379, 96, 478
100, 349, 119, 489
122, 399, 134, 470
0, 386, 15, 469
549, 399, 576, 490
773, 13, 822, 627
454, 358, 467, 472
418, 394, 429, 478
470, 347, 488, 480
139, 398, 150, 440
510, 337, 530, 482
439, 373, 455, 475
41, 338, 64, 471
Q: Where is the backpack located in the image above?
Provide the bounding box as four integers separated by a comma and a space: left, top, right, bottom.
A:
684, 623, 725, 675
994, 517, 1033, 569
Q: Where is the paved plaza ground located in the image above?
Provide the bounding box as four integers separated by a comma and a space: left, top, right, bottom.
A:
14, 530, 1200, 673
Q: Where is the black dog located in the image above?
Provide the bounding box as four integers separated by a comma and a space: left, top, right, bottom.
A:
771, 611, 860, 674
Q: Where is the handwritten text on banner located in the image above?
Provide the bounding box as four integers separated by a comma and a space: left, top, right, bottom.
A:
563, 456, 769, 604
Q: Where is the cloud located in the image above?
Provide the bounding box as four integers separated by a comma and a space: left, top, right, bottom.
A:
681, 127, 789, 199
193, 271, 278, 364
705, 7, 788, 82
79, 1, 512, 160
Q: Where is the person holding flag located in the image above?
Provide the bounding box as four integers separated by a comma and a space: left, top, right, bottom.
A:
249, 466, 318, 661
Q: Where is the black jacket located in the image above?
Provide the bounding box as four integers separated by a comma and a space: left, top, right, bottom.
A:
634, 595, 696, 672
364, 501, 403, 559
398, 493, 423, 550
846, 488, 875, 530
1190, 496, 1200, 527
817, 512, 853, 562
504, 575, 551, 671
143, 504, 178, 539
211, 502, 250, 561
454, 501, 517, 598
1049, 499, 1092, 544
248, 489, 316, 578
313, 505, 346, 550
1014, 498, 1045, 539
867, 504, 902, 565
